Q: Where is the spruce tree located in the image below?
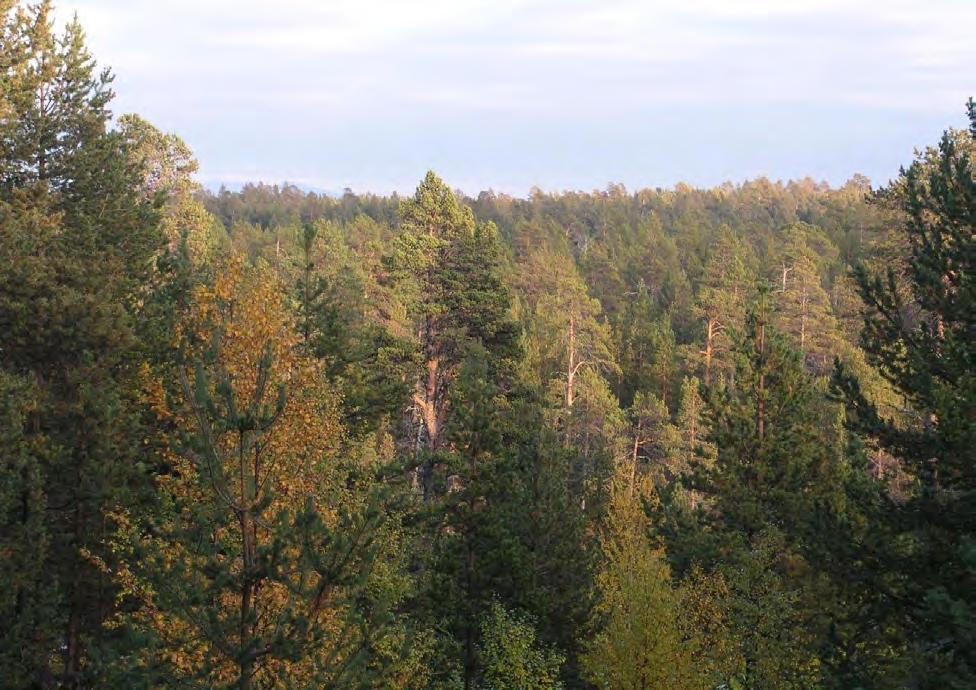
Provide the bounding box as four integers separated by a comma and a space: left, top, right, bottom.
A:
0, 3, 165, 683
0, 371, 57, 687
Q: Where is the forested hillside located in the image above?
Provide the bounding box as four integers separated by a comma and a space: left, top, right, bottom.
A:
1, 2, 973, 688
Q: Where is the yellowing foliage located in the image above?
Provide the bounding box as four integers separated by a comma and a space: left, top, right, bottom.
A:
173, 253, 343, 510
120, 254, 351, 687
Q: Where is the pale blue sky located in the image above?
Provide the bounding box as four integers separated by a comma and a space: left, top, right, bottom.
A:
60, 0, 975, 195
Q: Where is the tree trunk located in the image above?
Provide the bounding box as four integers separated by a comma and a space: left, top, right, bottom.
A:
799, 284, 808, 354
703, 317, 716, 386
630, 433, 640, 498
423, 356, 441, 448
240, 509, 256, 690
780, 263, 793, 292
416, 314, 444, 500
757, 310, 766, 444
239, 430, 256, 690
64, 606, 80, 688
566, 314, 576, 408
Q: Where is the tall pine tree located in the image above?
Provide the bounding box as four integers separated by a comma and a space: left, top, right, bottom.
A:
835, 101, 976, 687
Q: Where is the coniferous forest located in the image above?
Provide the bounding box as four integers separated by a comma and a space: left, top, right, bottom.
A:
1, 2, 974, 688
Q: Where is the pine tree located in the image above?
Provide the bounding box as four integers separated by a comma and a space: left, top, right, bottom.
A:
386, 171, 519, 498
694, 226, 753, 386
508, 396, 595, 685
834, 101, 976, 687
519, 247, 618, 412
772, 223, 844, 374
702, 286, 842, 535
648, 314, 677, 408
418, 348, 586, 689
0, 2, 114, 191
386, 174, 527, 688
617, 279, 657, 407
626, 391, 680, 494
667, 274, 902, 688
104, 256, 405, 688
673, 376, 716, 508
719, 529, 821, 689
618, 282, 677, 408
562, 368, 625, 512
295, 220, 412, 436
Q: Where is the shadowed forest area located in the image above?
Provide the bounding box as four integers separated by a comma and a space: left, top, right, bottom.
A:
1, 2, 974, 688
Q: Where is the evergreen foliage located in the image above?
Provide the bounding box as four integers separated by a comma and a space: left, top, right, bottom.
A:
1, 4, 973, 686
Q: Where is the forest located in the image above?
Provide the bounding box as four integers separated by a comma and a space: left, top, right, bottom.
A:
1, 2, 974, 688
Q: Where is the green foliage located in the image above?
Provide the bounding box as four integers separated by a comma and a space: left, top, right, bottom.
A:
583, 478, 717, 690
694, 225, 754, 386
387, 171, 519, 497
295, 220, 413, 435
518, 246, 619, 409
0, 1, 114, 191
701, 286, 854, 542
0, 371, 57, 687
772, 223, 846, 373
835, 102, 976, 687
103, 259, 408, 688
0, 3, 166, 683
478, 603, 564, 690
3, 5, 972, 687
720, 529, 822, 689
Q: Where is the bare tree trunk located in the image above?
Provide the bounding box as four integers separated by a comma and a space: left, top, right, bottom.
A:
424, 356, 440, 448
780, 263, 794, 292
703, 317, 716, 386
799, 285, 808, 354
757, 309, 766, 444
566, 314, 576, 408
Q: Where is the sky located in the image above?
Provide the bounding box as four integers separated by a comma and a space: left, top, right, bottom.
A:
58, 0, 976, 196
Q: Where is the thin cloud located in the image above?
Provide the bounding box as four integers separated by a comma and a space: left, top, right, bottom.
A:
57, 0, 976, 194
